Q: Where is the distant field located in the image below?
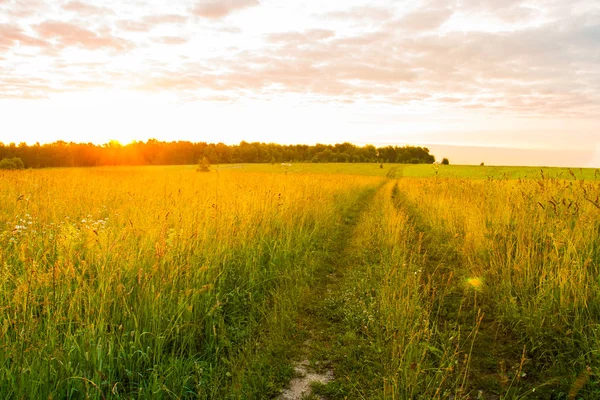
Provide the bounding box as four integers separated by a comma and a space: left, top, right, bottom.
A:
1, 165, 600, 399
215, 162, 600, 180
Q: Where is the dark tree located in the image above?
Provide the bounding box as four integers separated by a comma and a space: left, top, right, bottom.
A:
0, 140, 439, 168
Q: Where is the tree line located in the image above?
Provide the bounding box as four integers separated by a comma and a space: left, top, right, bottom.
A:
0, 140, 436, 168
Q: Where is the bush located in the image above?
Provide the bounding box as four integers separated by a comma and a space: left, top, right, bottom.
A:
441, 158, 450, 165
0, 157, 24, 170
197, 157, 210, 172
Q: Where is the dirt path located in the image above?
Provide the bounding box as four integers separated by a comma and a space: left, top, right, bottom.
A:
277, 185, 382, 400
278, 359, 334, 400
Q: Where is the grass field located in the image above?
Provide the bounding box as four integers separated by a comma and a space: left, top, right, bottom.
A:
216, 163, 600, 180
1, 164, 600, 399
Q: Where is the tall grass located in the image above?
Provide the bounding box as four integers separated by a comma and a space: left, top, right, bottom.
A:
325, 181, 479, 399
0, 167, 382, 398
322, 174, 600, 399
392, 176, 600, 397
2, 165, 599, 398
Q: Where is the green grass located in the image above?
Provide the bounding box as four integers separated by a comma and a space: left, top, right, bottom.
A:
33, 163, 600, 181
214, 163, 600, 180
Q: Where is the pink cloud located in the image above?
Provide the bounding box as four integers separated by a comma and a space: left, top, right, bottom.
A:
137, 74, 217, 91
1, 0, 49, 18
192, 0, 260, 19
62, 1, 115, 16
0, 24, 47, 47
143, 14, 188, 25
35, 21, 131, 51
116, 20, 150, 32
116, 14, 188, 33
395, 8, 453, 31
437, 96, 463, 103
156, 36, 188, 45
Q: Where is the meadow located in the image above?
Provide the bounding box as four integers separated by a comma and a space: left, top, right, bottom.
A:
0, 164, 599, 399
216, 163, 600, 180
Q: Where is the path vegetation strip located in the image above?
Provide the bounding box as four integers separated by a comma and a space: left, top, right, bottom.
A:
282, 175, 600, 399
278, 183, 384, 399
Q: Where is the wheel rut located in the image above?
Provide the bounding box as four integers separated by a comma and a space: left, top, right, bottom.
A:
277, 184, 383, 400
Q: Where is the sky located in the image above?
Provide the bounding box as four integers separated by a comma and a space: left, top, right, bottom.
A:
0, 0, 599, 166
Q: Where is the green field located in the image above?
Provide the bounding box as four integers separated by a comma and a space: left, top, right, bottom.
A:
1, 165, 600, 399
216, 163, 600, 180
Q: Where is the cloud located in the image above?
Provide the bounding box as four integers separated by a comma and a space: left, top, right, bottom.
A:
156, 36, 188, 45
267, 29, 335, 44
0, 24, 47, 48
143, 14, 188, 25
2, 0, 598, 120
394, 8, 453, 31
116, 14, 188, 33
62, 1, 115, 16
61, 79, 108, 90
116, 20, 151, 32
131, 10, 599, 118
1, 0, 49, 18
35, 21, 131, 51
455, 0, 538, 23
216, 26, 242, 34
137, 74, 217, 91
320, 6, 395, 22
192, 0, 260, 19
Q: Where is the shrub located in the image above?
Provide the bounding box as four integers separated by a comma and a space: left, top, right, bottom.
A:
197, 157, 210, 172
0, 157, 24, 170
441, 158, 450, 165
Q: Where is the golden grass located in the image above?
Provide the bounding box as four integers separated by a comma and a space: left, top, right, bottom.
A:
0, 167, 383, 398
1, 165, 599, 398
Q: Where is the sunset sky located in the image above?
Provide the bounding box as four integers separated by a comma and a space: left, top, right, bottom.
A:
1, 0, 598, 166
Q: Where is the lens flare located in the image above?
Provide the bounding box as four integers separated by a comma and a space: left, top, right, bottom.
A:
466, 277, 483, 289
